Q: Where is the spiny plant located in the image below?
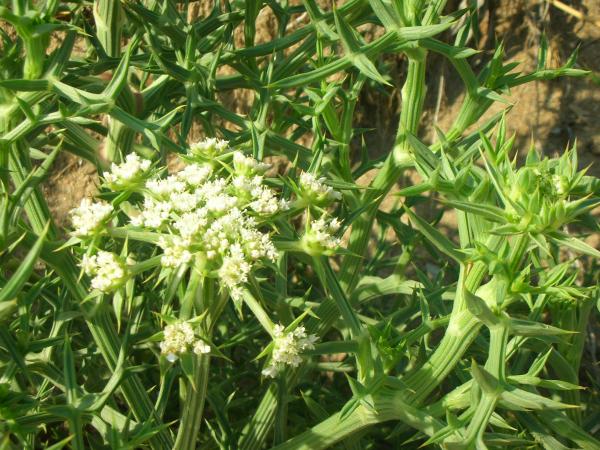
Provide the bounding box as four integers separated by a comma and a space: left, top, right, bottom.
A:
0, 0, 599, 449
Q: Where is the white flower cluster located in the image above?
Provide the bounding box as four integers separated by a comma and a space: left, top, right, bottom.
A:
299, 171, 341, 204
262, 324, 318, 378
81, 251, 128, 292
70, 198, 113, 237
189, 137, 230, 158
103, 153, 151, 187
301, 217, 342, 255
159, 321, 210, 362
233, 151, 271, 176
124, 145, 282, 299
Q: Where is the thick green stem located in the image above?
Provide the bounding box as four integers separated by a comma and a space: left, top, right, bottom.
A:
458, 324, 508, 448
272, 389, 445, 450
173, 278, 224, 450
340, 57, 426, 293
485, 324, 509, 383
23, 35, 45, 80
400, 257, 491, 404
93, 0, 136, 163
172, 354, 211, 450
93, 0, 123, 58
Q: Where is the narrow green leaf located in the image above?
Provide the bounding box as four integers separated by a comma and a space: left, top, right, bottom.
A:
499, 387, 577, 410
0, 222, 49, 302
548, 232, 600, 258
403, 206, 467, 263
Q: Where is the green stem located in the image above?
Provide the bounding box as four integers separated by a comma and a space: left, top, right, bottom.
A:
461, 394, 497, 449
272, 389, 445, 450
172, 354, 211, 450
180, 269, 202, 320
485, 324, 509, 382
68, 413, 86, 450
339, 57, 426, 293
93, 0, 136, 163
274, 376, 288, 445
173, 278, 223, 450
93, 0, 123, 58
460, 324, 508, 448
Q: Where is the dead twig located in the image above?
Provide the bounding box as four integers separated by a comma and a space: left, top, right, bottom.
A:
547, 0, 600, 29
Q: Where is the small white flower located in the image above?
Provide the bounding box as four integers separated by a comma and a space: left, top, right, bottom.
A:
279, 198, 292, 211
299, 171, 341, 204
189, 137, 230, 157
147, 176, 186, 198
170, 191, 200, 213
173, 209, 208, 239
206, 193, 238, 213
81, 251, 128, 292
129, 212, 144, 227
70, 198, 113, 236
177, 163, 212, 187
193, 340, 211, 355
158, 236, 193, 268
219, 244, 251, 292
301, 217, 342, 255
160, 322, 196, 360
233, 151, 271, 176
135, 198, 172, 228
103, 153, 151, 186
249, 185, 282, 215
261, 365, 280, 378
240, 227, 278, 261
262, 324, 318, 378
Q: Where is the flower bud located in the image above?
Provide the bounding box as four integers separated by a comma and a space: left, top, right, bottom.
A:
300, 217, 342, 256
298, 172, 341, 206
262, 324, 318, 378
232, 151, 271, 176
188, 137, 230, 159
81, 251, 129, 293
103, 153, 151, 189
70, 199, 113, 237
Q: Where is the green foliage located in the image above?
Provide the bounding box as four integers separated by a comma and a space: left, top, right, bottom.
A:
0, 1, 598, 449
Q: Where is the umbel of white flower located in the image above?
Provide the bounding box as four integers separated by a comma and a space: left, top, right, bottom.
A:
81, 251, 128, 292
70, 198, 113, 237
262, 324, 318, 378
233, 151, 271, 176
103, 153, 151, 187
300, 217, 342, 256
160, 321, 210, 362
188, 137, 229, 158
96, 140, 285, 300
298, 171, 342, 205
